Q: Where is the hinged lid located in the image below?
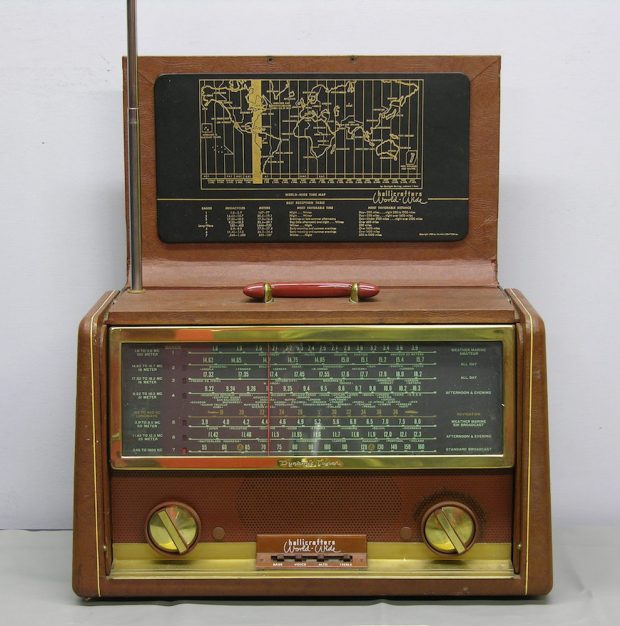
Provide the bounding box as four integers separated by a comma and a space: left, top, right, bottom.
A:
126, 56, 500, 289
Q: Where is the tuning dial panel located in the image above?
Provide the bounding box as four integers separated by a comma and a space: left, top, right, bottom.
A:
422, 502, 477, 556
146, 502, 200, 556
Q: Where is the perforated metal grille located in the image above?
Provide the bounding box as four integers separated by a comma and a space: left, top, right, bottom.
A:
235, 473, 401, 536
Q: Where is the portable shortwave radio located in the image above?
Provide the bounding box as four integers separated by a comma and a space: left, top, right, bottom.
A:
72, 0, 552, 598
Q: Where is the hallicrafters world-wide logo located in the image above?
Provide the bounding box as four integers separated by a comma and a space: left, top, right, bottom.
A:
283, 538, 338, 554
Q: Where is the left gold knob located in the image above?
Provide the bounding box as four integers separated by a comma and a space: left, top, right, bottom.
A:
146, 502, 200, 555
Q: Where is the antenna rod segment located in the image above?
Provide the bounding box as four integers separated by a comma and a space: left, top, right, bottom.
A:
127, 0, 143, 292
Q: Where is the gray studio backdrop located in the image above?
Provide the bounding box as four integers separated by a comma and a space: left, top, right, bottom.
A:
1, 0, 618, 530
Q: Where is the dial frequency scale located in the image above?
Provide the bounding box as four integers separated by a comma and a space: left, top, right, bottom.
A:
72, 1, 552, 598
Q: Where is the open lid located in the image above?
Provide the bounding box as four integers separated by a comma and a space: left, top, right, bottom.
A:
125, 56, 500, 289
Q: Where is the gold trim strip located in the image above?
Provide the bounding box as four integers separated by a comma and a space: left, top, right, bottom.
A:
110, 324, 512, 343
509, 291, 534, 595
89, 292, 116, 597
112, 455, 512, 471
110, 542, 514, 580
113, 541, 511, 561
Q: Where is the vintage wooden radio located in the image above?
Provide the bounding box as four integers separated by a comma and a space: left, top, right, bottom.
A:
72, 1, 552, 598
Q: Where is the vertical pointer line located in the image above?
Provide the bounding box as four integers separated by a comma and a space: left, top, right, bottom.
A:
267, 343, 271, 455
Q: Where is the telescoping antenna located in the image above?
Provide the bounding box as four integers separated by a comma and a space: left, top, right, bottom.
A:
127, 0, 143, 292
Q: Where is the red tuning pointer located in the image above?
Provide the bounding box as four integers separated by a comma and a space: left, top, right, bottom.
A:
243, 282, 380, 302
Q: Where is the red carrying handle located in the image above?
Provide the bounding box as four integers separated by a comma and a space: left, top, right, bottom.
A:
243, 282, 380, 302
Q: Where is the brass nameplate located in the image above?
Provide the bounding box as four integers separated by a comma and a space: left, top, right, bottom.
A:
256, 534, 368, 569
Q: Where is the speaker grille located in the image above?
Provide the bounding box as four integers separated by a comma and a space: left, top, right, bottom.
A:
236, 473, 401, 535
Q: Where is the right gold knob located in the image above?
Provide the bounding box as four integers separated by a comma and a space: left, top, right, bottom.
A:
422, 502, 477, 555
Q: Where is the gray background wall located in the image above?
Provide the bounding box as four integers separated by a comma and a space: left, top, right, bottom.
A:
1, 0, 618, 529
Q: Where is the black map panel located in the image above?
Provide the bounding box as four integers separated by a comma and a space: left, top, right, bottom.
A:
154, 74, 470, 243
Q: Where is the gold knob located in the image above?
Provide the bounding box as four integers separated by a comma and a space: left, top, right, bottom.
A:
146, 502, 200, 555
422, 502, 477, 555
